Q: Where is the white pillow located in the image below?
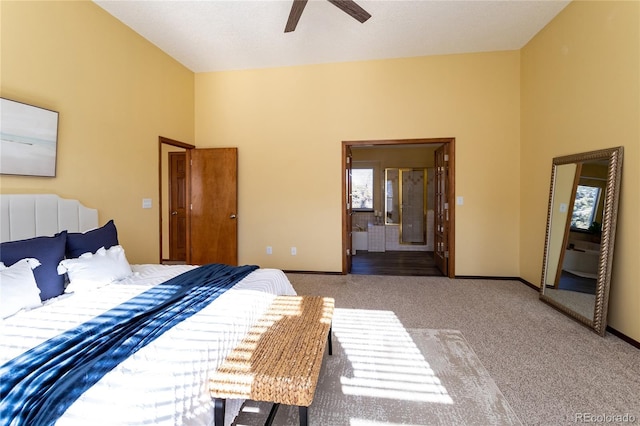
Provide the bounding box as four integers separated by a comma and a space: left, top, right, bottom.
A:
58, 245, 133, 293
0, 258, 43, 319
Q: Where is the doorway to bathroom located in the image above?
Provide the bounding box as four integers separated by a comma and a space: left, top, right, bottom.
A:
341, 138, 455, 277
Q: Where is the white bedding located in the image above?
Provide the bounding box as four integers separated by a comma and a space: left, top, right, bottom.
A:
0, 264, 297, 426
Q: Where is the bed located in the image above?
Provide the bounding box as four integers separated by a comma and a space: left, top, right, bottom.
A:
0, 194, 297, 425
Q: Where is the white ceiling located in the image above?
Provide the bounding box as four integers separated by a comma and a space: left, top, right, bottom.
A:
94, 0, 571, 73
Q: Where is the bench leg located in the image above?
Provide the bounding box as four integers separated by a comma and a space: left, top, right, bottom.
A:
299, 406, 308, 426
214, 398, 225, 426
265, 402, 280, 426
328, 325, 333, 356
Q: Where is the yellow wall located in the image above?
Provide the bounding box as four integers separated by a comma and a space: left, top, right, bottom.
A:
195, 52, 521, 274
0, 1, 195, 263
520, 0, 639, 340
352, 146, 436, 168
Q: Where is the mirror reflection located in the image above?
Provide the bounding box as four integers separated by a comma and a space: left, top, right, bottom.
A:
540, 147, 623, 336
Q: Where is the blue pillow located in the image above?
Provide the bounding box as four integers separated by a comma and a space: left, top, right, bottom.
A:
66, 220, 119, 258
0, 231, 67, 301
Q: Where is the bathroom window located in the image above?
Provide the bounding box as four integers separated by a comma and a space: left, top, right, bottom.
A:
352, 168, 373, 210
571, 185, 601, 231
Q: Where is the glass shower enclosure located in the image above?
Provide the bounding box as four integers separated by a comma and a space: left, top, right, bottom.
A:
385, 168, 427, 244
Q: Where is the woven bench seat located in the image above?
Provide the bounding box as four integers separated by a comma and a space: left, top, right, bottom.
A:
210, 295, 335, 426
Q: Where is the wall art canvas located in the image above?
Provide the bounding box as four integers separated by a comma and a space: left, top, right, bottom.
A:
1, 98, 59, 177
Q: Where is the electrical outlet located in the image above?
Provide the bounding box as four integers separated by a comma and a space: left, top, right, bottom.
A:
266, 246, 272, 255
291, 247, 297, 256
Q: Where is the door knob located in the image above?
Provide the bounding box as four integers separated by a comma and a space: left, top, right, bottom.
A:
230, 214, 237, 219
171, 211, 178, 215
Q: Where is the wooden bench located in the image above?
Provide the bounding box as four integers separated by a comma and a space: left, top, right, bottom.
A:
210, 295, 335, 426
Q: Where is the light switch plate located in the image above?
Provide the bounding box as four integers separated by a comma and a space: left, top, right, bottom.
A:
142, 198, 152, 209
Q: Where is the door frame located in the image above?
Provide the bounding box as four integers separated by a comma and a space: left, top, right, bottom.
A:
345, 145, 353, 273
341, 138, 456, 277
434, 144, 450, 276
158, 136, 195, 263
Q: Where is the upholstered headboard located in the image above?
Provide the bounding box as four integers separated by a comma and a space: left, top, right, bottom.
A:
0, 194, 98, 243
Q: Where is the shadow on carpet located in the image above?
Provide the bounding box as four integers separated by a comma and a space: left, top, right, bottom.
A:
232, 309, 522, 425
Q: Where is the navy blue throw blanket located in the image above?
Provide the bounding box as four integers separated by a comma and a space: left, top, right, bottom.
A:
0, 263, 258, 426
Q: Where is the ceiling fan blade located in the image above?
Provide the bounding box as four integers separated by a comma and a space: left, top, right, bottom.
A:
327, 0, 371, 23
285, 0, 309, 33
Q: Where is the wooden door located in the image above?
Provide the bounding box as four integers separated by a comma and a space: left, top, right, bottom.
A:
168, 152, 187, 261
434, 145, 449, 276
345, 146, 353, 273
187, 148, 238, 266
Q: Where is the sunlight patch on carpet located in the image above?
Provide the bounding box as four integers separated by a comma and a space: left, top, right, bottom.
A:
234, 309, 522, 425
334, 308, 453, 404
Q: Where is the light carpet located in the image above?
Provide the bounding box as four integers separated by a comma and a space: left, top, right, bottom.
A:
232, 308, 521, 425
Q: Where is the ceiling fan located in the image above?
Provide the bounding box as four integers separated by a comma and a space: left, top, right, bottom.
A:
285, 0, 372, 33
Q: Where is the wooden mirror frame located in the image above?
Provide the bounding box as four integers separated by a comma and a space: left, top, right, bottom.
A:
539, 146, 623, 336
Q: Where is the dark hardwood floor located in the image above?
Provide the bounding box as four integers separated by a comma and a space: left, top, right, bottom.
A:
350, 251, 444, 276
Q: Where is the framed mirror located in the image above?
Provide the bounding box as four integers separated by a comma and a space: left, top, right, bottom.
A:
540, 147, 623, 336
